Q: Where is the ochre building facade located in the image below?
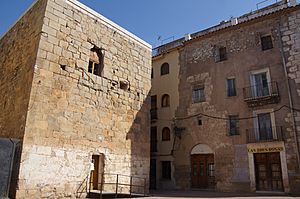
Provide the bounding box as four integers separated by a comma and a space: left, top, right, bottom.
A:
151, 0, 300, 194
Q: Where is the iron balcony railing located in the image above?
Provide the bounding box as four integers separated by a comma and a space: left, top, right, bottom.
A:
243, 81, 279, 100
243, 81, 280, 107
150, 108, 158, 121
246, 126, 284, 143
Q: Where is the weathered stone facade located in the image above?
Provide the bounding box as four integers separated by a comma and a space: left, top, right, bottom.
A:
0, 0, 152, 198
152, 1, 300, 194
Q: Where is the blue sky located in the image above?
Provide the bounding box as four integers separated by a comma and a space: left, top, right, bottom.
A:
0, 0, 282, 47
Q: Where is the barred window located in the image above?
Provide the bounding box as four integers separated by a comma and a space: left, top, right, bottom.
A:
229, 115, 239, 135
227, 78, 237, 97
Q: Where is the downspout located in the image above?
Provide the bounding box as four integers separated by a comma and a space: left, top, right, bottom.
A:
278, 19, 300, 170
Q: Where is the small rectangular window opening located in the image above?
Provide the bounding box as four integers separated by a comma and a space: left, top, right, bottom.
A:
161, 161, 171, 180
219, 47, 227, 61
229, 115, 239, 136
227, 78, 237, 97
60, 65, 66, 71
88, 47, 104, 76
192, 85, 205, 103
261, 35, 273, 51
198, 117, 202, 126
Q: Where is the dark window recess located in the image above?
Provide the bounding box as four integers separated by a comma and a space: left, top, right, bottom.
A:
214, 46, 227, 62
198, 118, 202, 126
192, 86, 205, 103
161, 62, 169, 76
151, 95, 158, 120
151, 68, 154, 79
229, 115, 239, 135
162, 127, 171, 141
151, 95, 157, 109
88, 47, 104, 76
161, 161, 171, 180
219, 47, 227, 61
161, 94, 170, 107
227, 78, 237, 97
151, 127, 158, 152
261, 35, 273, 51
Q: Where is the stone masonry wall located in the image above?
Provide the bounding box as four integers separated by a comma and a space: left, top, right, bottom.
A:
175, 13, 295, 192
280, 8, 300, 192
0, 0, 47, 140
16, 0, 152, 198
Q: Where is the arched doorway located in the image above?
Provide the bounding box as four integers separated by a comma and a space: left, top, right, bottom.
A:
190, 144, 215, 189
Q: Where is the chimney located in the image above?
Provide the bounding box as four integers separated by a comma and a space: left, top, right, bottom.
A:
185, 34, 191, 41
231, 17, 238, 26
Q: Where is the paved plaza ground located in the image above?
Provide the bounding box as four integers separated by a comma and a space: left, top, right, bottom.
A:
127, 190, 300, 199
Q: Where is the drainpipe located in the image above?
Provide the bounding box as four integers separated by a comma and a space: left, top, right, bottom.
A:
278, 20, 300, 170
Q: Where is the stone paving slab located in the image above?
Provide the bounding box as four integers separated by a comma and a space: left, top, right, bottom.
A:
121, 191, 300, 199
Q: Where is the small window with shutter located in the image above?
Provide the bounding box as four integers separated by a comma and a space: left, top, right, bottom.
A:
88, 47, 104, 76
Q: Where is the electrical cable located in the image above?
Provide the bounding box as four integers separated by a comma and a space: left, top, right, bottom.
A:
152, 105, 300, 122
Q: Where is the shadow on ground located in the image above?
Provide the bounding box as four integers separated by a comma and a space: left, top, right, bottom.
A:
146, 190, 300, 198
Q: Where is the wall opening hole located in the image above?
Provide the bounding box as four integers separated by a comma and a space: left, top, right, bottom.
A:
120, 81, 129, 91
60, 65, 66, 71
198, 117, 202, 126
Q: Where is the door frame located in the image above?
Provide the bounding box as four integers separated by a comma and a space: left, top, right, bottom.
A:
254, 152, 283, 191
190, 144, 215, 189
247, 143, 290, 192
90, 154, 105, 190
190, 153, 215, 189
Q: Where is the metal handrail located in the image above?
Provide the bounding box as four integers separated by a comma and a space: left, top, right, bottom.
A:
246, 126, 284, 143
88, 172, 147, 199
243, 81, 279, 100
76, 174, 89, 198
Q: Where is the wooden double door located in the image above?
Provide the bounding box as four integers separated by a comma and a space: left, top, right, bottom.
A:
191, 154, 215, 189
254, 152, 283, 191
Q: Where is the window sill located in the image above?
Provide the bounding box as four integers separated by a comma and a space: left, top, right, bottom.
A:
192, 101, 206, 104
226, 95, 238, 98
261, 48, 274, 52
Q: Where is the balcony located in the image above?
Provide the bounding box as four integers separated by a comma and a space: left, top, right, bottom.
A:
246, 126, 284, 143
150, 108, 158, 122
243, 81, 280, 107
